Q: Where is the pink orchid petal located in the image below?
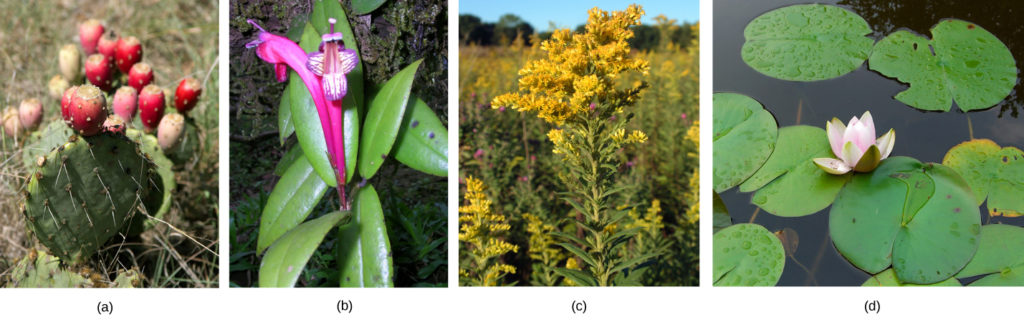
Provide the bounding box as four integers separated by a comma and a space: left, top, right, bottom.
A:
307, 52, 325, 76
274, 63, 289, 82
338, 48, 358, 75
323, 72, 348, 101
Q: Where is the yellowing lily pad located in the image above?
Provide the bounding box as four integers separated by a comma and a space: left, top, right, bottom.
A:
956, 224, 1024, 286
713, 93, 777, 192
741, 4, 873, 81
830, 156, 980, 284
942, 139, 1024, 217
713, 192, 732, 234
738, 125, 850, 217
868, 19, 1017, 112
713, 224, 785, 286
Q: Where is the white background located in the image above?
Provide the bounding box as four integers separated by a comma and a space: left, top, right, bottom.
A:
0, 0, 1019, 325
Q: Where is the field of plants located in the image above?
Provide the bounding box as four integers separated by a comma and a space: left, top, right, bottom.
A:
0, 0, 219, 287
459, 6, 700, 286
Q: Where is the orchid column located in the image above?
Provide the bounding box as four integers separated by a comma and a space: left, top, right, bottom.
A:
246, 18, 358, 209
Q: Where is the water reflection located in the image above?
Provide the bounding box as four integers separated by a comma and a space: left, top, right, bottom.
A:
714, 0, 1024, 286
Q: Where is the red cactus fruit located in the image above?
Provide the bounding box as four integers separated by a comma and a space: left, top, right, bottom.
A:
97, 30, 119, 63
67, 84, 108, 136
78, 19, 104, 55
61, 85, 79, 123
174, 77, 202, 114
18, 98, 43, 132
128, 62, 153, 92
2, 107, 20, 138
114, 36, 143, 74
112, 86, 139, 121
84, 54, 113, 91
102, 115, 126, 134
157, 112, 185, 151
138, 84, 165, 133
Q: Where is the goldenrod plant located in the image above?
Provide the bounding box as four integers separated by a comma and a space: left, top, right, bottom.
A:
459, 176, 519, 286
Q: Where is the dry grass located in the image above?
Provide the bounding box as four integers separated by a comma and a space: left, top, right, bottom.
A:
0, 0, 218, 287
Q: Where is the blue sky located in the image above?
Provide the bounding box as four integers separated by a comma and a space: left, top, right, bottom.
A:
459, 0, 699, 31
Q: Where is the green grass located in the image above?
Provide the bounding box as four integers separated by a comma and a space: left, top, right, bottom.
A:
0, 0, 219, 288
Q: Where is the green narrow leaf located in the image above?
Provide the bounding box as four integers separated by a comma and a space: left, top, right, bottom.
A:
337, 184, 394, 287
290, 22, 335, 187
278, 89, 294, 145
352, 0, 387, 15
552, 268, 597, 286
392, 94, 448, 176
310, 0, 365, 182
359, 59, 423, 179
257, 156, 330, 253
557, 243, 598, 268
259, 211, 350, 287
274, 145, 304, 177
609, 252, 659, 276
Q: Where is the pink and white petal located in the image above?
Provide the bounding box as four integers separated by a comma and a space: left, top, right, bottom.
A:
322, 72, 348, 101
841, 141, 864, 168
337, 48, 359, 74
876, 128, 896, 159
827, 118, 846, 157
859, 111, 875, 138
843, 119, 873, 152
813, 157, 852, 175
307, 52, 325, 76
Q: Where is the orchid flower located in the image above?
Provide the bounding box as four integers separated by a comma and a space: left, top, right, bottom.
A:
247, 18, 357, 209
813, 111, 895, 175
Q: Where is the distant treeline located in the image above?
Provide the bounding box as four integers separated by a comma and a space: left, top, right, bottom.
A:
459, 14, 696, 51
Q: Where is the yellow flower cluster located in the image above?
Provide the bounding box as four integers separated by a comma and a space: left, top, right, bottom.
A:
459, 176, 519, 285
628, 199, 664, 241
684, 170, 699, 224
685, 120, 699, 148
525, 214, 564, 264
491, 4, 650, 125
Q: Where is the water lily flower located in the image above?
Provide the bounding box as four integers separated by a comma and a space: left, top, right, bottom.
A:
813, 111, 895, 175
246, 18, 352, 208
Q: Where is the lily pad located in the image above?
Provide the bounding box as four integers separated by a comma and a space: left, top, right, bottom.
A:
741, 4, 873, 81
830, 157, 980, 284
713, 93, 777, 192
862, 268, 960, 286
956, 224, 1024, 286
713, 224, 785, 286
868, 19, 1017, 111
713, 192, 732, 234
942, 139, 1024, 217
738, 125, 850, 217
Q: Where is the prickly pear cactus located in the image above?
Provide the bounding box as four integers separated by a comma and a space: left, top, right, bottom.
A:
20, 121, 74, 169
22, 131, 155, 263
6, 250, 139, 288
166, 118, 199, 165
124, 128, 175, 235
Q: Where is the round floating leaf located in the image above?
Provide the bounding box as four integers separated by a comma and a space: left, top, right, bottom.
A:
713, 224, 785, 286
712, 93, 777, 192
713, 192, 732, 234
862, 269, 960, 286
956, 224, 1024, 286
943, 139, 1024, 217
868, 19, 1017, 112
738, 125, 850, 217
741, 4, 873, 81
830, 157, 980, 284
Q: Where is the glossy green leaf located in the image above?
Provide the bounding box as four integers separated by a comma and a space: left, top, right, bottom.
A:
830, 157, 980, 284
868, 20, 1017, 111
956, 224, 1024, 286
352, 0, 387, 15
359, 59, 423, 179
257, 155, 329, 254
713, 223, 785, 286
392, 94, 448, 176
739, 125, 850, 217
259, 211, 349, 287
741, 4, 873, 81
712, 93, 777, 192
713, 192, 732, 234
862, 269, 960, 286
337, 185, 394, 287
942, 139, 1024, 217
274, 145, 303, 176
289, 22, 335, 187
278, 89, 294, 145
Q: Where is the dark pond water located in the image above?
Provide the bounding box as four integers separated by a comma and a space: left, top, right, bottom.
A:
714, 0, 1024, 286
